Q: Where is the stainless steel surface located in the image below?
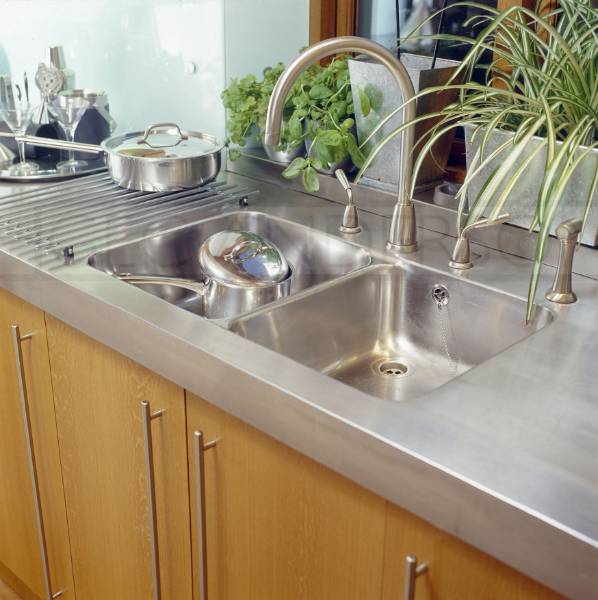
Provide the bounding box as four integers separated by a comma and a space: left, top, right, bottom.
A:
89, 211, 370, 319
0, 173, 255, 257
231, 150, 598, 280
545, 219, 582, 305
199, 230, 289, 286
141, 400, 164, 600
231, 264, 552, 402
12, 325, 64, 600
105, 124, 222, 192
263, 36, 418, 253
404, 555, 428, 600
0, 163, 105, 182
335, 168, 361, 234
194, 431, 217, 600
1, 172, 598, 599
113, 265, 291, 321
14, 123, 223, 192
449, 214, 510, 270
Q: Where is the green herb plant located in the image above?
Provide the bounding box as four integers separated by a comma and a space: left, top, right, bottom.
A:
282, 56, 366, 193
222, 62, 302, 160
356, 0, 598, 321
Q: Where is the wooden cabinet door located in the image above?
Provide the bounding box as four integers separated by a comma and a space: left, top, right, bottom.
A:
0, 289, 74, 599
186, 393, 387, 600
45, 316, 192, 600
382, 503, 563, 600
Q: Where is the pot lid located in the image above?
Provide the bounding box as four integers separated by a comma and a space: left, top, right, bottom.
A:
199, 230, 289, 287
107, 122, 221, 159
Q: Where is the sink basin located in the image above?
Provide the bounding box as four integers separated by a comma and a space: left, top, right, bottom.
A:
230, 264, 553, 401
89, 211, 370, 318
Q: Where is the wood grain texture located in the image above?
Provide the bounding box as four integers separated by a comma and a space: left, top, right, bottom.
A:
381, 502, 564, 600
0, 290, 74, 599
336, 0, 357, 36
186, 393, 387, 600
0, 560, 36, 600
45, 316, 192, 600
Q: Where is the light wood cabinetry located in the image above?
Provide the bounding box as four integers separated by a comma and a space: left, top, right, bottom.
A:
45, 316, 192, 600
186, 392, 388, 600
381, 503, 563, 600
0, 296, 568, 600
0, 289, 74, 600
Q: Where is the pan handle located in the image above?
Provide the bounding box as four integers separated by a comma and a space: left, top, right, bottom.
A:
137, 123, 188, 148
13, 134, 104, 155
114, 273, 207, 296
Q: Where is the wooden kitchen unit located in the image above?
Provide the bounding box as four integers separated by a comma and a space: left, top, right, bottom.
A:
0, 288, 563, 599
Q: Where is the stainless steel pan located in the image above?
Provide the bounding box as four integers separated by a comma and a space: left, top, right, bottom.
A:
4, 122, 222, 191
115, 230, 292, 319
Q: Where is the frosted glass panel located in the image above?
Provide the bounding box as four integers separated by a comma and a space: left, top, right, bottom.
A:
224, 0, 309, 79
0, 0, 225, 137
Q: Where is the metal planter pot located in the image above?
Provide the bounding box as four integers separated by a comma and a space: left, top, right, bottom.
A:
263, 140, 306, 164
464, 124, 598, 247
348, 53, 460, 191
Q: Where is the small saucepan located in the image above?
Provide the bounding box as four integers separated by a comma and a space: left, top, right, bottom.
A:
115, 230, 292, 319
11, 122, 222, 191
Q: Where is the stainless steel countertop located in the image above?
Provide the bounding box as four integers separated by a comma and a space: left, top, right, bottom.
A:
0, 171, 597, 599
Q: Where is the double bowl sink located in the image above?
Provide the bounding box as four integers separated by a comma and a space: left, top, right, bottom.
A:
90, 210, 552, 402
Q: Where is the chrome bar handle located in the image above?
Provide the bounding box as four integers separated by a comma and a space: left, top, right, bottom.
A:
141, 400, 165, 600
404, 554, 428, 600
11, 325, 64, 600
193, 430, 218, 600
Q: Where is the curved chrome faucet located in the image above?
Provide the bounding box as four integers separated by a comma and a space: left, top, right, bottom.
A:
264, 36, 418, 253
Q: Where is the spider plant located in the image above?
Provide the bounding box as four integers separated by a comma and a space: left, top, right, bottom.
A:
355, 0, 598, 322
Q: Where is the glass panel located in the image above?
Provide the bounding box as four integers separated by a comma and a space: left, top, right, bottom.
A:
357, 0, 499, 61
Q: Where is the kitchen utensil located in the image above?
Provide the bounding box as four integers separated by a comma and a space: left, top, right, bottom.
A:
115, 230, 292, 319
200, 230, 289, 286
64, 89, 117, 154
24, 71, 29, 102
35, 63, 65, 125
12, 122, 222, 191
48, 93, 90, 171
0, 142, 15, 168
0, 100, 39, 174
47, 46, 75, 90
0, 76, 16, 110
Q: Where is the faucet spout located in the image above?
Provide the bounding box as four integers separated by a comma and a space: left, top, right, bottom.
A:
264, 36, 418, 252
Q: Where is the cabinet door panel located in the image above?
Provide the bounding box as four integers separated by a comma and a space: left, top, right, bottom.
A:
382, 503, 563, 600
187, 393, 387, 600
0, 289, 74, 599
46, 316, 192, 600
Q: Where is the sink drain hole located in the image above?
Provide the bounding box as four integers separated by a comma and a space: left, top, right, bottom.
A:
378, 361, 409, 377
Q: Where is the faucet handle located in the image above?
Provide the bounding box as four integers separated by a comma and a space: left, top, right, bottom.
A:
335, 168, 351, 192
449, 213, 510, 270
334, 169, 361, 234
545, 218, 582, 305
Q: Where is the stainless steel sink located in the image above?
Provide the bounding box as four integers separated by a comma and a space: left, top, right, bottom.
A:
230, 264, 553, 401
88, 211, 371, 317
